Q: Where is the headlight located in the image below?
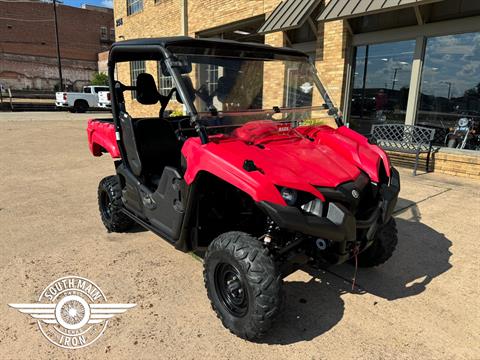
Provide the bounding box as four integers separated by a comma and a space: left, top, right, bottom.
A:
458, 118, 469, 127
280, 187, 298, 206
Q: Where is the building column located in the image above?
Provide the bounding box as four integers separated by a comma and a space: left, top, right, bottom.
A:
262, 31, 286, 109
405, 36, 426, 126
314, 20, 350, 127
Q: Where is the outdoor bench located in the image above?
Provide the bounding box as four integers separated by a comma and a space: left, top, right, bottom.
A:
370, 124, 436, 176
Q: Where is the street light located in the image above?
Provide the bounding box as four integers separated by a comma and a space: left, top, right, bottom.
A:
52, 0, 63, 91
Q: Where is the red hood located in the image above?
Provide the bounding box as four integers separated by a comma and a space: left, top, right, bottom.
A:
182, 122, 389, 205
238, 137, 361, 187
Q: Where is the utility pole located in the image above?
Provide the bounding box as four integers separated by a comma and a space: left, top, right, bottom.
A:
181, 0, 188, 36
391, 67, 400, 90
53, 0, 63, 91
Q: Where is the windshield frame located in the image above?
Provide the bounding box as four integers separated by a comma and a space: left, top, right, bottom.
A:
165, 48, 343, 129
108, 41, 343, 146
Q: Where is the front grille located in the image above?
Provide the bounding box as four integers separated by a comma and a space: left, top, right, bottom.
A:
317, 171, 379, 221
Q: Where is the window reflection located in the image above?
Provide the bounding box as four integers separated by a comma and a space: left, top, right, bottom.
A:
418, 32, 480, 149
350, 40, 415, 135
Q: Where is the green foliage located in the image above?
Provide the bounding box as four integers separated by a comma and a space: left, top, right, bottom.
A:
169, 109, 185, 117
91, 72, 109, 86
301, 118, 325, 126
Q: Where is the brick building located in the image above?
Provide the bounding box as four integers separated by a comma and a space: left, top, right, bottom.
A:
112, 0, 480, 178
0, 1, 114, 91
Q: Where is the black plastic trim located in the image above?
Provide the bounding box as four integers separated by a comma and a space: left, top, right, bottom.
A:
256, 201, 356, 243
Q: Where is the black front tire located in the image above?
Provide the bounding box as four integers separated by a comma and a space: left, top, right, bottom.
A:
356, 218, 398, 267
98, 175, 135, 232
204, 232, 282, 340
447, 138, 457, 148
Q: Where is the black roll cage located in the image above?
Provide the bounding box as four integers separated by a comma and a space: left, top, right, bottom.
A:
107, 37, 344, 163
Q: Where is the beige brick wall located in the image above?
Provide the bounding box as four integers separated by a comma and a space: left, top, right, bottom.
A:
434, 151, 480, 179
188, 0, 281, 35
262, 32, 286, 109
315, 19, 350, 109
386, 150, 480, 180
114, 0, 183, 117
114, 0, 182, 40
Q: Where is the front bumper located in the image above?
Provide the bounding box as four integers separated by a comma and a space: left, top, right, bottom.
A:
257, 168, 400, 244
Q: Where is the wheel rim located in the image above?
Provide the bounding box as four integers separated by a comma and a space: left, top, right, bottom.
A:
100, 190, 113, 221
214, 263, 248, 317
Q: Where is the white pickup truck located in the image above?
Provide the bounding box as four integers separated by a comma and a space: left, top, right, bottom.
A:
55, 85, 109, 113
97, 91, 111, 109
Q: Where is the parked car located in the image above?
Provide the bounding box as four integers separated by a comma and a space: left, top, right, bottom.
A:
55, 85, 109, 113
97, 91, 111, 109
87, 37, 400, 340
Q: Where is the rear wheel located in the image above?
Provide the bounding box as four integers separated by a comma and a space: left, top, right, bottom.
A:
74, 100, 88, 113
98, 175, 134, 232
355, 218, 398, 267
204, 232, 282, 340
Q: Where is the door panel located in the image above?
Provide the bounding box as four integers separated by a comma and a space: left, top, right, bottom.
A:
143, 167, 186, 240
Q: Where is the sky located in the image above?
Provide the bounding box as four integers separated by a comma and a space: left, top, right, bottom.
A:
61, 0, 113, 8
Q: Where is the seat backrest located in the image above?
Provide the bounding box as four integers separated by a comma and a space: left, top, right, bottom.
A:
134, 118, 181, 177
119, 111, 143, 176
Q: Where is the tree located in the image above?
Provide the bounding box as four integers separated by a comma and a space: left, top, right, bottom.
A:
91, 72, 109, 86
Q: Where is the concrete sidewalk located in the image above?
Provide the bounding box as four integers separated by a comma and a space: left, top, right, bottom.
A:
0, 112, 479, 359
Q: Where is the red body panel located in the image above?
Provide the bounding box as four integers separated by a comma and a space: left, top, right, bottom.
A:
87, 119, 120, 159
296, 125, 391, 181
87, 119, 390, 206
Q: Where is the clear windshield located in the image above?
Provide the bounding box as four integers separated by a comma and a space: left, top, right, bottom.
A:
166, 54, 337, 130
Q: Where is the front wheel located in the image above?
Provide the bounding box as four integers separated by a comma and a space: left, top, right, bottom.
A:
204, 232, 282, 340
98, 175, 135, 232
355, 218, 398, 267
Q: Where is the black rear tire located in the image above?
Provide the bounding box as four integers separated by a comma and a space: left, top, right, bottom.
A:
98, 175, 135, 233
204, 232, 282, 340
355, 218, 398, 267
74, 100, 88, 113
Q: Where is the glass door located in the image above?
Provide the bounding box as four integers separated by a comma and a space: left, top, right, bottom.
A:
349, 40, 416, 135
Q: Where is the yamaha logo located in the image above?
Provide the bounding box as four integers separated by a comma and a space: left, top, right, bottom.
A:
352, 189, 360, 199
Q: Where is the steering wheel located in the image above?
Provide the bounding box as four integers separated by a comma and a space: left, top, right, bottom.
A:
174, 117, 191, 142
196, 84, 215, 108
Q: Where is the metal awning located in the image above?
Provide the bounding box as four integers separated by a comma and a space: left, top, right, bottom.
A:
318, 0, 443, 22
258, 0, 322, 35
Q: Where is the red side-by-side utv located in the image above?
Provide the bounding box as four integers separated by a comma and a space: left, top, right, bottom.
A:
87, 37, 400, 340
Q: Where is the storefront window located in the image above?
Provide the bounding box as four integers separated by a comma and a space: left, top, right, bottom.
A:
418, 32, 480, 150
350, 40, 415, 135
